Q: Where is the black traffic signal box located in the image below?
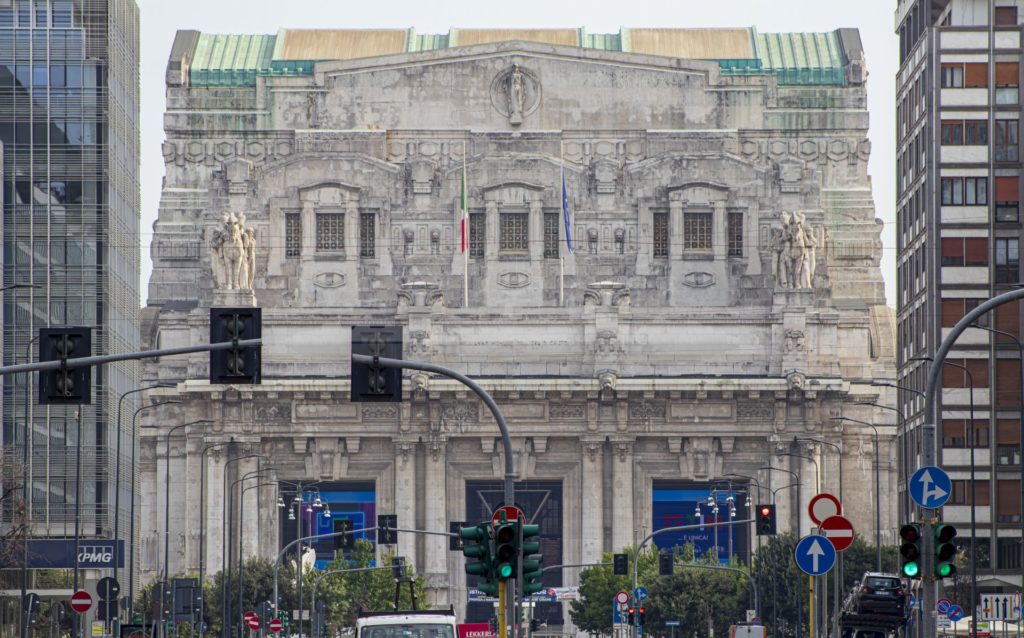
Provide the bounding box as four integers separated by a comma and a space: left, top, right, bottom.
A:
755, 504, 777, 536
658, 552, 674, 575
351, 326, 402, 402
39, 327, 92, 405
612, 553, 628, 575
334, 518, 354, 550
378, 514, 398, 545
209, 307, 261, 383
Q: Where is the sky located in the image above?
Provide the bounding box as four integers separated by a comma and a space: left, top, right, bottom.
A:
136, 0, 898, 305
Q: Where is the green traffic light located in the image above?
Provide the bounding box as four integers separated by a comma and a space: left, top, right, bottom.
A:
498, 563, 513, 579
902, 561, 920, 578
936, 563, 956, 578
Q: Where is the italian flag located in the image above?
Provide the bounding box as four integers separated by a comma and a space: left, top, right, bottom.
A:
459, 165, 468, 254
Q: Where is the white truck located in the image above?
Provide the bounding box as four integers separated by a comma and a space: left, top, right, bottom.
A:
356, 609, 458, 638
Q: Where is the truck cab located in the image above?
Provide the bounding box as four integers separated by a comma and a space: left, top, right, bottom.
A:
356, 609, 458, 638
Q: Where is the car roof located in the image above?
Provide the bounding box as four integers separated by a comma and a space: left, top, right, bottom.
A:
862, 572, 901, 579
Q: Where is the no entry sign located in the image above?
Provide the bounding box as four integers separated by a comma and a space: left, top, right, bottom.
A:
492, 505, 523, 525
819, 515, 855, 552
70, 590, 93, 613
269, 619, 283, 633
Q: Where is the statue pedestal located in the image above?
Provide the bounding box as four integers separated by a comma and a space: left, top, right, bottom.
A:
213, 289, 257, 308
772, 288, 814, 309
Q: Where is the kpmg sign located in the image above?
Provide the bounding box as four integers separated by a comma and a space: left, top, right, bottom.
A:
14, 540, 125, 569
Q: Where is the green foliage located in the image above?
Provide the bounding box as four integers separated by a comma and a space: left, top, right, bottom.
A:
645, 548, 750, 635
323, 539, 428, 628
569, 546, 659, 634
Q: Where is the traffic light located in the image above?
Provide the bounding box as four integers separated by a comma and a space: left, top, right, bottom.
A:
613, 553, 628, 575
659, 552, 674, 575
378, 514, 398, 545
279, 612, 290, 631
529, 619, 540, 633
627, 608, 635, 626
449, 521, 466, 551
637, 607, 646, 626
755, 504, 777, 536
391, 556, 407, 581
39, 327, 92, 405
520, 521, 544, 595
334, 518, 354, 551
899, 524, 923, 579
934, 523, 959, 578
461, 523, 497, 596
209, 307, 262, 383
493, 519, 517, 580
351, 326, 403, 402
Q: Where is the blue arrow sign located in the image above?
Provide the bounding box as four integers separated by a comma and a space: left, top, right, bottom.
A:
909, 466, 952, 509
794, 534, 836, 576
634, 587, 648, 601
948, 605, 965, 622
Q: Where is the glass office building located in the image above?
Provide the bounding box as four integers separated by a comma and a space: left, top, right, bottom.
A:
0, 0, 139, 584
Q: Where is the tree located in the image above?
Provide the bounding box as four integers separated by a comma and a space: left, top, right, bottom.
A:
325, 540, 427, 629
645, 546, 750, 637
0, 445, 28, 567
569, 546, 658, 634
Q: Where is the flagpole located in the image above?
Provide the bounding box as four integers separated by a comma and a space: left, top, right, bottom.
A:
463, 140, 469, 307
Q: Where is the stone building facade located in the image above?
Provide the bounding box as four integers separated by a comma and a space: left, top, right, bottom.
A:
138, 27, 896, 627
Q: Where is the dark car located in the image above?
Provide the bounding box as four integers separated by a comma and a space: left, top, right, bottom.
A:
854, 573, 906, 616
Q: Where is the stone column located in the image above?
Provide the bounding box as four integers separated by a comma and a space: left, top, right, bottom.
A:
205, 449, 225, 581
239, 456, 261, 567
345, 200, 359, 260
424, 440, 449, 606
610, 439, 634, 551
713, 201, 727, 261
669, 200, 684, 261
580, 438, 605, 562
394, 441, 418, 573
300, 200, 316, 255
528, 200, 544, 261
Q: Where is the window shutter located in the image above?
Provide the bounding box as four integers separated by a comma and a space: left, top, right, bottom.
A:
965, 63, 989, 87
995, 301, 1020, 336
967, 358, 990, 387
942, 298, 965, 327
997, 359, 1021, 406
965, 238, 989, 265
996, 62, 1019, 87
997, 480, 1021, 516
997, 419, 1021, 445
942, 237, 965, 262
996, 176, 1020, 202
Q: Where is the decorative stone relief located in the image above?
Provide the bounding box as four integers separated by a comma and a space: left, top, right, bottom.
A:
736, 402, 774, 420
497, 272, 530, 288
255, 404, 291, 421
207, 212, 257, 290
408, 331, 431, 357
784, 330, 806, 354
682, 272, 715, 288
362, 405, 399, 419
595, 330, 622, 354
598, 370, 618, 398
585, 281, 630, 306
773, 212, 818, 289
550, 403, 585, 419
629, 402, 666, 419
441, 402, 478, 423
786, 370, 807, 392
313, 272, 346, 288
411, 372, 429, 394
491, 64, 540, 125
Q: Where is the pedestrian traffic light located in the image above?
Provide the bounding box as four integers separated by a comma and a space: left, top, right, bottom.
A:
520, 521, 544, 595
755, 504, 777, 536
627, 608, 635, 626
351, 326, 403, 402
934, 523, 958, 578
493, 519, 517, 580
334, 518, 354, 551
658, 552, 674, 575
461, 523, 497, 596
613, 553, 628, 576
209, 307, 262, 384
39, 327, 92, 405
378, 514, 398, 545
899, 524, 922, 579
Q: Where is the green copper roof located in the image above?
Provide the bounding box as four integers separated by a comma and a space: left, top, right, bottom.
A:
185, 27, 852, 88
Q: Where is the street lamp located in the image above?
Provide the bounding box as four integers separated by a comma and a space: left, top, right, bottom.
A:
18, 333, 37, 638
129, 399, 181, 610
832, 417, 881, 571
114, 383, 174, 609
220, 454, 268, 638
231, 468, 278, 637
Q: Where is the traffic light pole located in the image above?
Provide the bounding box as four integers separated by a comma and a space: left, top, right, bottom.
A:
922, 287, 1024, 638
630, 519, 753, 610
351, 354, 516, 506
0, 338, 263, 376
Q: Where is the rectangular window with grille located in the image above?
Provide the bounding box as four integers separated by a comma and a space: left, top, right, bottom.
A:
727, 212, 743, 257
315, 212, 344, 251
359, 212, 375, 258
543, 212, 559, 258
285, 213, 301, 258
653, 212, 668, 258
499, 212, 528, 252
469, 213, 485, 258
684, 212, 712, 250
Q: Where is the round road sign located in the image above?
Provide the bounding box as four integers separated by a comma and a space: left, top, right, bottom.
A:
808, 493, 842, 526
269, 619, 283, 634
70, 590, 93, 614
247, 618, 260, 630
243, 612, 257, 622
615, 591, 629, 605
819, 515, 855, 552
492, 505, 523, 524
97, 576, 120, 600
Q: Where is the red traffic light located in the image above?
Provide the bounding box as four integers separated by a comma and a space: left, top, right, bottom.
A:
760, 506, 771, 516
627, 608, 634, 614
495, 524, 515, 543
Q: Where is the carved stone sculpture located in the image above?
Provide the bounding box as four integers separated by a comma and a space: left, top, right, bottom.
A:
507, 64, 525, 123
208, 212, 257, 290
775, 211, 818, 289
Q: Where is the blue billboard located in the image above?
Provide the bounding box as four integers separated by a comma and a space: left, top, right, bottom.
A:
651, 483, 748, 563
5, 539, 126, 569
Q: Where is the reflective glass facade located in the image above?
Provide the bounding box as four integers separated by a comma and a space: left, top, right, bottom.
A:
0, 0, 139, 550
